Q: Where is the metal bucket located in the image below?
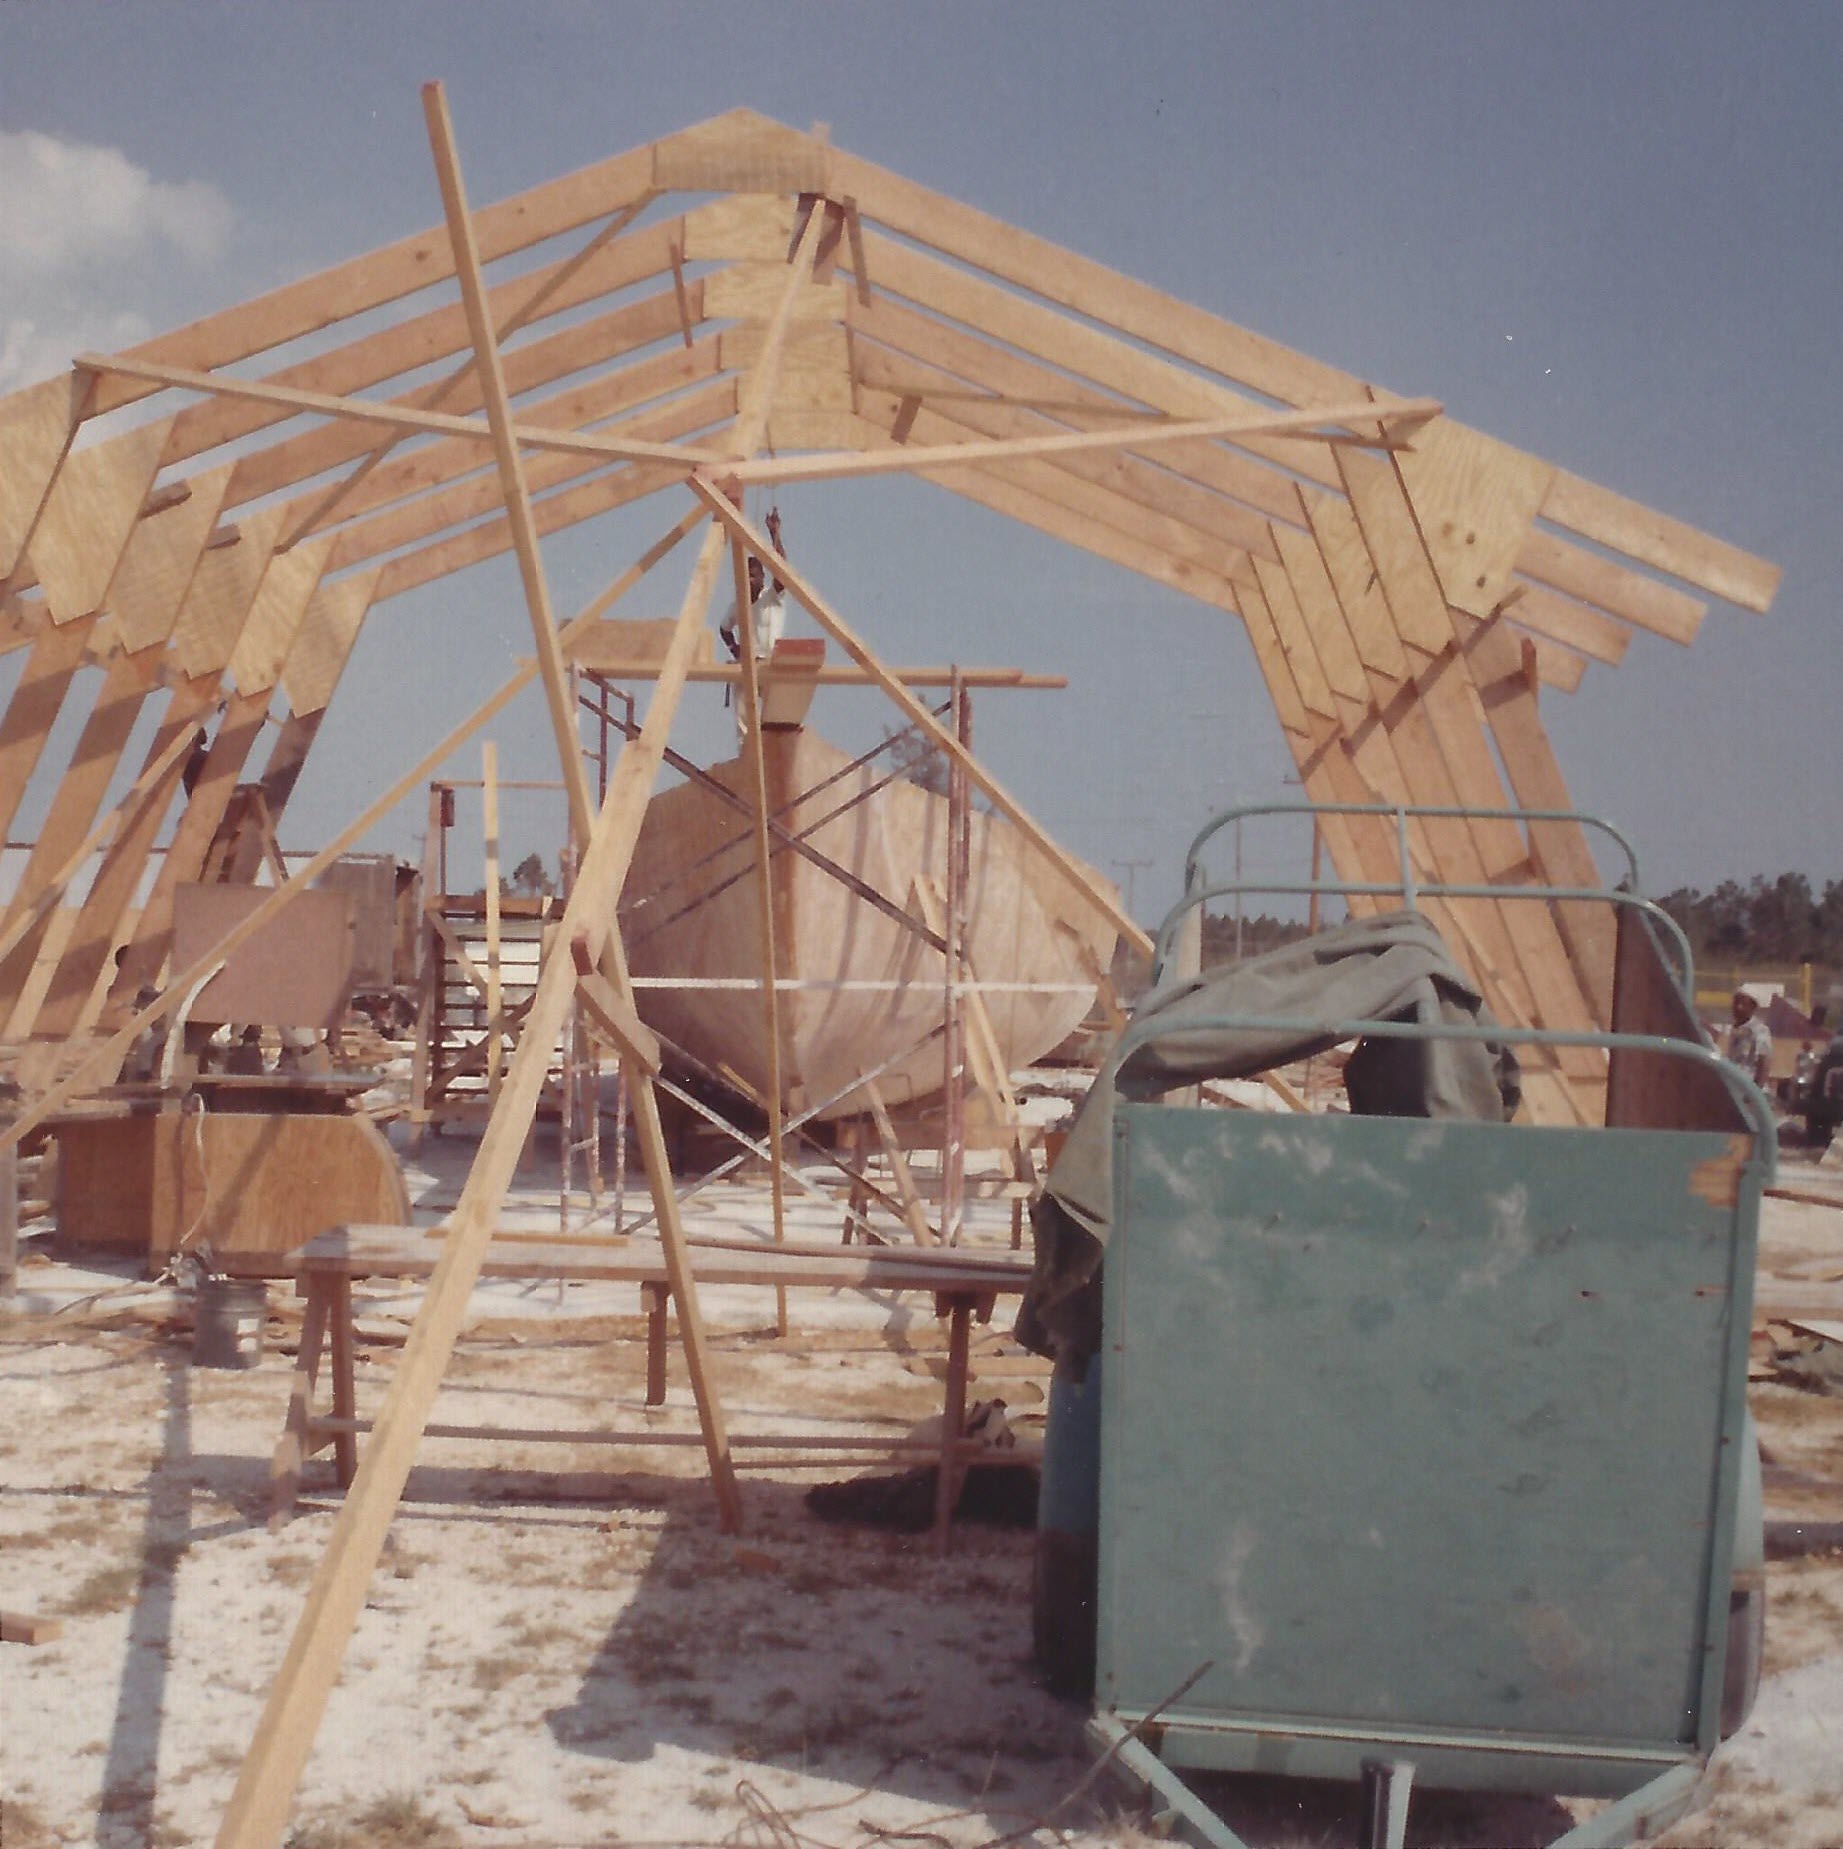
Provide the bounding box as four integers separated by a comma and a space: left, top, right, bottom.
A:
192, 1278, 267, 1369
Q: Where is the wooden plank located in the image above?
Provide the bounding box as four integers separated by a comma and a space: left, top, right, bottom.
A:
1302, 490, 1410, 694
830, 129, 1364, 412
852, 380, 1262, 596
168, 506, 286, 680
0, 649, 167, 1018
1497, 580, 1631, 667
222, 140, 799, 1849
0, 591, 44, 657
565, 619, 717, 674
1541, 469, 1779, 613
83, 351, 716, 478
0, 719, 196, 991
87, 136, 658, 421
1341, 456, 1608, 1095
855, 230, 1348, 491
726, 392, 1440, 489
1517, 525, 1706, 645
336, 382, 737, 585
1336, 449, 1454, 655
1517, 633, 1587, 695
239, 292, 712, 519
1228, 567, 1311, 746
1251, 553, 1336, 721
0, 372, 89, 579
731, 538, 792, 1310
862, 1079, 937, 1246
0, 610, 99, 845
166, 195, 731, 474
0, 1611, 63, 1647
704, 264, 846, 323
850, 334, 1279, 560
212, 391, 748, 1849
571, 967, 661, 1074
851, 293, 1308, 533
651, 110, 830, 193
1394, 417, 1554, 619
24, 674, 219, 1041
481, 741, 503, 1104
1230, 569, 1395, 915
108, 462, 235, 652
276, 192, 661, 547
1459, 613, 1617, 1021
1273, 522, 1369, 713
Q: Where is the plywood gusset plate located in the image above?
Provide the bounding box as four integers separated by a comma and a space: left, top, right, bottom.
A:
0, 105, 1776, 1127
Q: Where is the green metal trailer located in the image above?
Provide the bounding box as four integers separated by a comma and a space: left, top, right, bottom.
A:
1063, 804, 1773, 1849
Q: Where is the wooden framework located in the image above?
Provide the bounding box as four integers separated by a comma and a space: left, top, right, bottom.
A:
0, 97, 1778, 1849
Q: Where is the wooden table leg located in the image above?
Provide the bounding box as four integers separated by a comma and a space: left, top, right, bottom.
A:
327, 1274, 358, 1487
641, 1281, 668, 1406
270, 1283, 331, 1527
933, 1293, 973, 1551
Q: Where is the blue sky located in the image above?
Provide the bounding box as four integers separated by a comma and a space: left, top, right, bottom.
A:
2, 2, 1837, 920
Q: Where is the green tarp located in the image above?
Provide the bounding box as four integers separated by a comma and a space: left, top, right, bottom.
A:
1016, 909, 1518, 1370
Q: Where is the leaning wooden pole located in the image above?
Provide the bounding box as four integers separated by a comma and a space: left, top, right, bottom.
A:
214, 102, 830, 1849
731, 536, 790, 1334
694, 489, 1153, 957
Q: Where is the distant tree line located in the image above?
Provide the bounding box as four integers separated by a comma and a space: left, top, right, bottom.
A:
1199, 911, 1310, 966
1656, 874, 1843, 972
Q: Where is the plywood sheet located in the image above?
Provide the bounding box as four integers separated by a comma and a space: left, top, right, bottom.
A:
25, 418, 171, 623
54, 1110, 407, 1259
172, 883, 355, 1028
279, 571, 378, 716
1396, 418, 1553, 619
0, 373, 87, 579
229, 534, 333, 694
108, 462, 235, 653
681, 194, 798, 262
704, 264, 846, 324
652, 113, 830, 194
169, 505, 286, 678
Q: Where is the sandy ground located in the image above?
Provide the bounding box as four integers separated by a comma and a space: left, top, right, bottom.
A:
1, 1128, 1840, 1849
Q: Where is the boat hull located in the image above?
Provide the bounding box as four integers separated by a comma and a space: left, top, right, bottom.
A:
620, 729, 1116, 1120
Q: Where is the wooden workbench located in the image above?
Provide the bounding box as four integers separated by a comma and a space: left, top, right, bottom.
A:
267, 1224, 1032, 1542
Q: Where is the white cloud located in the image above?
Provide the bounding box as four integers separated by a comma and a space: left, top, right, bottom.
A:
0, 130, 234, 393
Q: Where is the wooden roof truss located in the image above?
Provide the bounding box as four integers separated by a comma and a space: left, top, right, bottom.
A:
0, 95, 1779, 1847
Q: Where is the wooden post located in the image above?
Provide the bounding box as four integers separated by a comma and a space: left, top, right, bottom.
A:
481, 742, 503, 1105
940, 673, 969, 1245
0, 1138, 16, 1299
731, 537, 789, 1334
